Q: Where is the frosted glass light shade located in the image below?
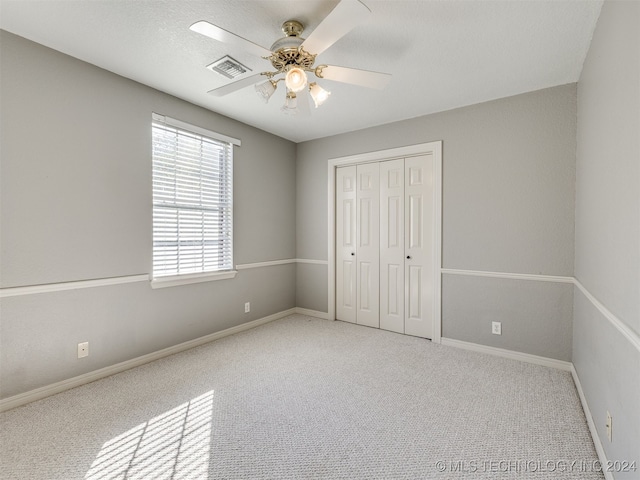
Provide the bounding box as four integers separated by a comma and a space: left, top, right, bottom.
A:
285, 67, 307, 93
281, 91, 298, 115
255, 80, 277, 103
309, 82, 331, 108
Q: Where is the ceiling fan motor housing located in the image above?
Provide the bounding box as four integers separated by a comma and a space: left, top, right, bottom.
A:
269, 20, 316, 72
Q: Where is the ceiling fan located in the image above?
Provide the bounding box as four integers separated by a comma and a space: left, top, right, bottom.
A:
190, 0, 391, 115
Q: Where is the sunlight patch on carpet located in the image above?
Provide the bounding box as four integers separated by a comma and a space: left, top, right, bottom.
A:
84, 390, 214, 480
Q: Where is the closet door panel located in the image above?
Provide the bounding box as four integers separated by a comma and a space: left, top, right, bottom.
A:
336, 152, 437, 339
356, 163, 380, 328
336, 166, 357, 323
404, 154, 434, 338
380, 159, 405, 333
407, 264, 423, 319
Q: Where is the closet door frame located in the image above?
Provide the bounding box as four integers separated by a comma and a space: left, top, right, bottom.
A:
327, 141, 443, 343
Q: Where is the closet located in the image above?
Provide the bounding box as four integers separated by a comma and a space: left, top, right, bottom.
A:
335, 154, 435, 339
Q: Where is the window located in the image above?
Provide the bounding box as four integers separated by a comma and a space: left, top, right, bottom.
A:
151, 114, 239, 286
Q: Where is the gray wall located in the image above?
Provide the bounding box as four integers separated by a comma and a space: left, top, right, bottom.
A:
443, 276, 574, 361
0, 32, 297, 398
296, 84, 577, 360
4, 15, 638, 472
574, 0, 640, 473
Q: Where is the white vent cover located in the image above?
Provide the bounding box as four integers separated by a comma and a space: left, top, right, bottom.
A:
206, 55, 252, 79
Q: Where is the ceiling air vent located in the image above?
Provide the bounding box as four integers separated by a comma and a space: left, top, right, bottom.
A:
206, 55, 252, 79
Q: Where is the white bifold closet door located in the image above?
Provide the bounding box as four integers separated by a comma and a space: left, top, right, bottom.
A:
335, 163, 380, 327
337, 154, 434, 339
379, 159, 405, 334
355, 163, 380, 328
380, 155, 434, 338
335, 166, 357, 324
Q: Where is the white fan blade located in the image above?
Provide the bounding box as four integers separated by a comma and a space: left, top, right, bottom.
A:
208, 73, 264, 97
301, 0, 370, 56
316, 65, 391, 90
190, 21, 272, 58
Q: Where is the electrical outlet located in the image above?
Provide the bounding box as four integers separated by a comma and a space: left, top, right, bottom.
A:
492, 321, 502, 335
606, 411, 612, 442
244, 302, 250, 313
78, 342, 89, 358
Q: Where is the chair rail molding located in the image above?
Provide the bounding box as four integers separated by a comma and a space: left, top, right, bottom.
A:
0, 274, 150, 298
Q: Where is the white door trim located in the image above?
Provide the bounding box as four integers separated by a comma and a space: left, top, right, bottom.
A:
327, 142, 443, 343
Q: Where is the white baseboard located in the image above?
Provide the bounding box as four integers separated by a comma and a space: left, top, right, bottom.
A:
0, 308, 297, 413
440, 337, 611, 477
440, 337, 572, 371
571, 365, 614, 480
1, 310, 610, 479
294, 307, 329, 320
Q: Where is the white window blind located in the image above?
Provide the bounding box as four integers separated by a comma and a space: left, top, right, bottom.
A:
152, 116, 235, 278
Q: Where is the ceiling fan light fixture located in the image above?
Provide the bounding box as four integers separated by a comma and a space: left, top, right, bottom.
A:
255, 80, 278, 103
284, 66, 307, 93
193, 1, 392, 117
281, 91, 298, 115
309, 82, 331, 108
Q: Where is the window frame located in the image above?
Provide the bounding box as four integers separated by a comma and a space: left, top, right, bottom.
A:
150, 113, 240, 289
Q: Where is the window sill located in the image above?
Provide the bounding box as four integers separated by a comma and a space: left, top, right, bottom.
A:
150, 270, 238, 289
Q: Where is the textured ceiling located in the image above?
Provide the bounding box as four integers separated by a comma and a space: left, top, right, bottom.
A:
0, 0, 602, 143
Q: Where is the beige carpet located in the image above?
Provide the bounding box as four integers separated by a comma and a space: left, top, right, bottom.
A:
0, 314, 603, 479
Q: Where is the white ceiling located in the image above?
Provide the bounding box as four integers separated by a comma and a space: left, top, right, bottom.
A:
0, 0, 602, 143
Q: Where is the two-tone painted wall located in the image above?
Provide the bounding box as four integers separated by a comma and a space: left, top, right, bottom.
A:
1, 3, 638, 472
296, 83, 578, 362
0, 31, 297, 398
574, 1, 640, 475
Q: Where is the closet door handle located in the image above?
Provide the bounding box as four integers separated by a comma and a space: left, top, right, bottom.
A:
351, 252, 355, 256
406, 256, 412, 260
